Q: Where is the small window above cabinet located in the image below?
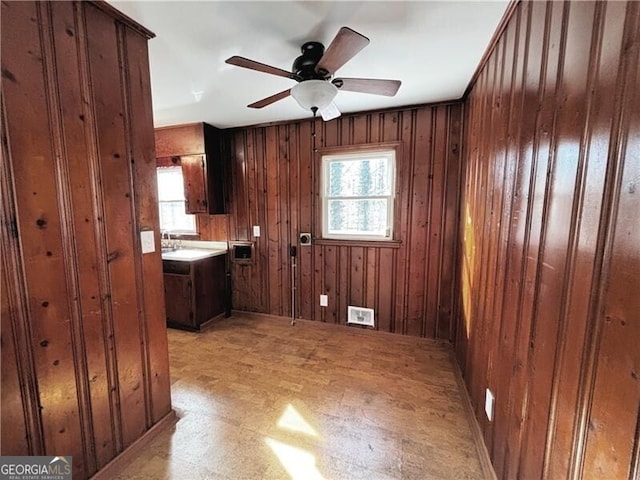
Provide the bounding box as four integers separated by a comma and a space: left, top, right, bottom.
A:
156, 163, 197, 233
155, 122, 227, 215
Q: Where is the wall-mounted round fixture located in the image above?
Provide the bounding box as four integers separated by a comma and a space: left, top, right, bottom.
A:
299, 233, 312, 246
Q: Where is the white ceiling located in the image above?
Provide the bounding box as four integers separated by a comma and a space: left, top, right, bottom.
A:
110, 1, 508, 129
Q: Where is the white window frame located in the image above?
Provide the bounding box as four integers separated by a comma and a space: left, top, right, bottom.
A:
156, 166, 198, 235
321, 149, 396, 241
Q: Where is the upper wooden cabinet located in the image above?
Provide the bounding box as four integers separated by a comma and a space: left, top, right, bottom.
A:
155, 122, 227, 214
180, 154, 207, 213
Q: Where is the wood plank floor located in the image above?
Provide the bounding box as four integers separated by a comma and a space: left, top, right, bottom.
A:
113, 313, 487, 479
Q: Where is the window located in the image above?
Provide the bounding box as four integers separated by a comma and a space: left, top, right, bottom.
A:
156, 166, 197, 234
321, 149, 395, 241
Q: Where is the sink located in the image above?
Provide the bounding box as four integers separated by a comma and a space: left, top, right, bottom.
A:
162, 248, 225, 261
161, 247, 176, 253
162, 249, 213, 261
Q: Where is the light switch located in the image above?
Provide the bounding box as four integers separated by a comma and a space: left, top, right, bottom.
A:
253, 225, 261, 237
140, 230, 155, 254
320, 295, 328, 307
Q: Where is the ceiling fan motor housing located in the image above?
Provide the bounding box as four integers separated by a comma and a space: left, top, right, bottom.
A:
293, 42, 329, 81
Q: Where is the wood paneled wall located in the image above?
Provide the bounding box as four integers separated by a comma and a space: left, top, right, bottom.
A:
1, 2, 172, 478
226, 104, 463, 339
458, 1, 640, 479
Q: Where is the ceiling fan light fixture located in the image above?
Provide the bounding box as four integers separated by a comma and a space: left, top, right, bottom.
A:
291, 80, 338, 112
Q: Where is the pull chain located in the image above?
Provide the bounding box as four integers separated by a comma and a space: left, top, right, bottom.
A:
312, 116, 318, 153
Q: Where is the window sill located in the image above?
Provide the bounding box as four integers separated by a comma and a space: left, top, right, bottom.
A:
167, 233, 200, 240
313, 238, 402, 248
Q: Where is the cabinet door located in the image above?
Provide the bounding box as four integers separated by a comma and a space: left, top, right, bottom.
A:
204, 124, 226, 214
163, 273, 194, 327
193, 254, 227, 324
181, 154, 207, 213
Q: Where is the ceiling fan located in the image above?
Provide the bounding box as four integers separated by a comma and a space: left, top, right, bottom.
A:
226, 27, 402, 121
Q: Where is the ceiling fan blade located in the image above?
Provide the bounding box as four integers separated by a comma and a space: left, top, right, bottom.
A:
320, 102, 341, 121
226, 56, 298, 80
315, 27, 369, 75
332, 78, 401, 96
248, 89, 291, 109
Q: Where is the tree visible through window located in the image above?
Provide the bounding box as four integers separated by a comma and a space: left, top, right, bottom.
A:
157, 166, 197, 234
322, 149, 395, 240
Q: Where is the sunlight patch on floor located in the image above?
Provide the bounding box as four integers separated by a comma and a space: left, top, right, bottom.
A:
267, 403, 324, 479
265, 438, 325, 480
277, 404, 318, 437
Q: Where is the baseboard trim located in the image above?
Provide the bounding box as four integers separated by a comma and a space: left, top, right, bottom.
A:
90, 409, 177, 479
450, 353, 498, 480
231, 310, 452, 346
199, 311, 227, 331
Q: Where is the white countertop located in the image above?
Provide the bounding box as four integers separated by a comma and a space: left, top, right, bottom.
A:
161, 241, 228, 262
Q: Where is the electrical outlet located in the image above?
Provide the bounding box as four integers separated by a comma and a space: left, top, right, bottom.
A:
320, 295, 328, 307
485, 388, 495, 421
253, 225, 261, 237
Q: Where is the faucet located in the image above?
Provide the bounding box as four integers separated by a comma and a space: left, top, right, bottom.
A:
161, 230, 172, 249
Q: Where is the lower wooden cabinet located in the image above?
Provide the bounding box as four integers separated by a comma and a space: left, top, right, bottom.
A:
162, 254, 227, 331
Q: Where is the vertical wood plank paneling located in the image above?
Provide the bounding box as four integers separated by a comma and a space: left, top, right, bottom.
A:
242, 128, 253, 243
1, 3, 171, 478
227, 103, 462, 338
231, 130, 254, 311
314, 245, 325, 322
197, 214, 228, 241
2, 2, 85, 475
505, 3, 553, 477
468, 42, 498, 420
289, 124, 300, 318
490, 6, 527, 477
376, 249, 394, 333
337, 246, 349, 325
482, 22, 516, 454
349, 247, 364, 309
85, 4, 146, 450
42, 1, 98, 470
233, 129, 249, 240
123, 26, 171, 428
545, 2, 607, 473
365, 247, 377, 317
407, 109, 426, 337
256, 128, 269, 312
298, 121, 314, 320
386, 111, 409, 334
278, 125, 290, 317
518, 3, 571, 475
438, 103, 463, 341
458, 1, 639, 479
539, 2, 602, 477
0, 96, 42, 457
266, 127, 281, 314
77, 1, 127, 461
426, 107, 448, 339
324, 246, 337, 323
581, 3, 639, 478
0, 265, 30, 455
352, 114, 368, 145
49, 2, 111, 469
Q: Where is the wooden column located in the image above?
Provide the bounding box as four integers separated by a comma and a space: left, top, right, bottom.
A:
0, 2, 172, 478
